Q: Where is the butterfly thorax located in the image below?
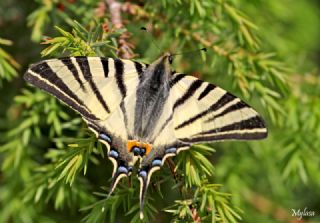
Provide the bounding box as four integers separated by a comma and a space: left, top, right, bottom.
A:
133, 55, 172, 142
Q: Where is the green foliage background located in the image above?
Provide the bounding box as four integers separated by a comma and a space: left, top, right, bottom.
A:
0, 0, 319, 222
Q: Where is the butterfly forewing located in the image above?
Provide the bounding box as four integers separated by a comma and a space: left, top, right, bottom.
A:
170, 73, 267, 143
24, 57, 146, 121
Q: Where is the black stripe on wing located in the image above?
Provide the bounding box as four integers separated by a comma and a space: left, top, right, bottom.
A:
201, 116, 266, 135
182, 116, 267, 142
183, 131, 267, 142
173, 79, 203, 110
61, 58, 86, 91
198, 83, 216, 100
169, 73, 186, 88
114, 59, 126, 98
29, 61, 86, 107
76, 57, 110, 113
100, 58, 109, 78
134, 61, 144, 80
114, 59, 129, 129
205, 100, 248, 122
175, 92, 235, 130
24, 68, 99, 120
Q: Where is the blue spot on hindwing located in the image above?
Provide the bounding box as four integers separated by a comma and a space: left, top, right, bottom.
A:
131, 146, 146, 156
140, 147, 146, 156
165, 147, 177, 154
152, 159, 162, 167
118, 166, 128, 174
99, 133, 111, 143
109, 150, 119, 158
132, 146, 141, 156
138, 170, 147, 179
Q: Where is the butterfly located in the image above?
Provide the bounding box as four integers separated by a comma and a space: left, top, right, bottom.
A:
24, 53, 267, 219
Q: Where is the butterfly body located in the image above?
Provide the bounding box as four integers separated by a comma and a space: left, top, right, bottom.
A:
133, 55, 171, 141
24, 53, 267, 219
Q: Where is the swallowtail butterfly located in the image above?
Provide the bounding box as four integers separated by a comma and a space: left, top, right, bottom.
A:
24, 53, 267, 219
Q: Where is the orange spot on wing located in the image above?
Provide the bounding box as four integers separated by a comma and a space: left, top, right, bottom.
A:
127, 140, 153, 155
143, 143, 152, 155
127, 140, 138, 152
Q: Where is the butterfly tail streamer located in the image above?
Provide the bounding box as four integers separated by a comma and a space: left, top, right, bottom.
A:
137, 163, 163, 219
138, 169, 150, 220
107, 162, 133, 198
107, 173, 126, 198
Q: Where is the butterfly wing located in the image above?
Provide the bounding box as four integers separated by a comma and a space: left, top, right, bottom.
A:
137, 72, 268, 215
24, 56, 145, 121
170, 73, 268, 143
24, 56, 147, 193
138, 72, 268, 175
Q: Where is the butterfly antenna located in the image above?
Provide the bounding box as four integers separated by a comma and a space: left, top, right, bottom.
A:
171, 47, 207, 56
140, 27, 162, 53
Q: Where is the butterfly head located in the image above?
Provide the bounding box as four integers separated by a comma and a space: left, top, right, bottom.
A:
143, 53, 174, 86
163, 53, 174, 65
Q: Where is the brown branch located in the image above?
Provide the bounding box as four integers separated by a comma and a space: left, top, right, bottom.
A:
191, 207, 201, 223
106, 0, 122, 28
121, 2, 150, 21
166, 157, 184, 196
105, 0, 134, 59
166, 158, 178, 181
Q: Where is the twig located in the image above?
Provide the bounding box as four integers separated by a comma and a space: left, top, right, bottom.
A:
121, 2, 149, 19
190, 206, 201, 223
166, 157, 178, 182
105, 0, 134, 59
106, 0, 122, 29
166, 157, 183, 196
